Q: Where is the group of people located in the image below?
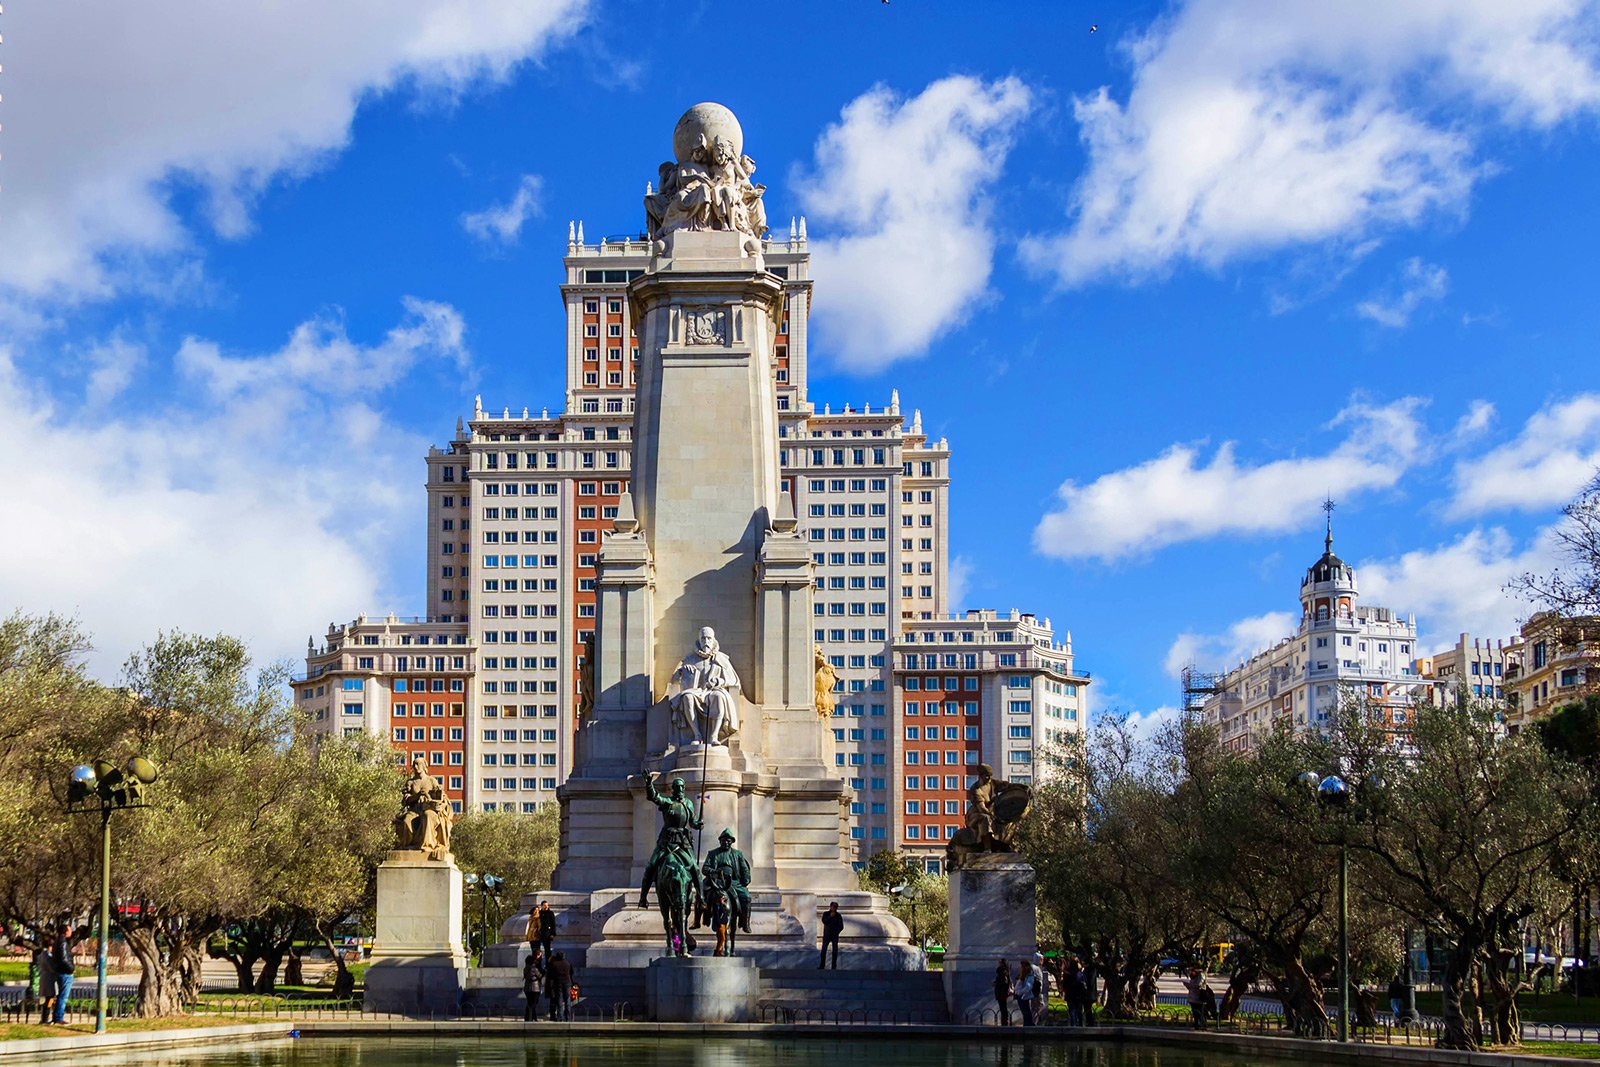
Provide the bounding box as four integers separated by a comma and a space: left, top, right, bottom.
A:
992, 954, 1051, 1026
26, 924, 77, 1025
520, 901, 574, 1021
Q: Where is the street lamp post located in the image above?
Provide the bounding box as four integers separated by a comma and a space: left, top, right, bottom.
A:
889, 883, 922, 949
1297, 769, 1354, 1042
464, 873, 504, 963
66, 756, 158, 1034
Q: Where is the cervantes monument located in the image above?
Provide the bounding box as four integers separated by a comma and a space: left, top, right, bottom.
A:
491, 103, 917, 974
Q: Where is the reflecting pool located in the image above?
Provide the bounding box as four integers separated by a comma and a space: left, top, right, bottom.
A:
89, 1035, 1312, 1067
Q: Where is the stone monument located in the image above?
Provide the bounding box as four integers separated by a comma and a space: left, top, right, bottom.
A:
365, 758, 469, 1013
487, 103, 916, 992
942, 765, 1037, 1022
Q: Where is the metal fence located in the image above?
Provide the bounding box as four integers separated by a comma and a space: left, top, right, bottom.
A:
756, 1004, 947, 1025
188, 996, 636, 1023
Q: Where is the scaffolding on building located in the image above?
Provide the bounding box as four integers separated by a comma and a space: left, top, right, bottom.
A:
1180, 663, 1226, 721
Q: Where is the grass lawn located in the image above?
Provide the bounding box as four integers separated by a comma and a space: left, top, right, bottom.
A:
0, 1015, 260, 1042
1411, 990, 1600, 1026
0, 962, 30, 983
1502, 1042, 1600, 1060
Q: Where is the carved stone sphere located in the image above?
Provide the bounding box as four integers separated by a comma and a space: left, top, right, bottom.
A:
673, 102, 743, 164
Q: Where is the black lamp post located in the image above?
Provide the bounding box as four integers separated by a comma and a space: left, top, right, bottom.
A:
66, 756, 158, 1034
889, 883, 922, 949
1297, 768, 1379, 1043
464, 873, 504, 962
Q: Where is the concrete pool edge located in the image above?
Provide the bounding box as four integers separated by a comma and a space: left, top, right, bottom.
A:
0, 1022, 290, 1062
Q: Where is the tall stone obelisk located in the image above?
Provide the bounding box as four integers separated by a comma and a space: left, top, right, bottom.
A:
527, 103, 915, 971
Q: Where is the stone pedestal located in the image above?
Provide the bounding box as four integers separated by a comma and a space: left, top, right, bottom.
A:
364, 852, 468, 1014
943, 855, 1037, 1024
647, 955, 759, 1022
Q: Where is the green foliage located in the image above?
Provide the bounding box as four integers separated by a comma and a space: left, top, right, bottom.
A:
451, 804, 559, 910
855, 849, 947, 946
0, 618, 400, 1016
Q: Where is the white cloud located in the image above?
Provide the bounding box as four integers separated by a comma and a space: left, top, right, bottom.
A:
1118, 704, 1183, 744
0, 300, 469, 678
0, 2, 587, 304
1358, 527, 1555, 649
1035, 397, 1426, 562
793, 76, 1033, 373
947, 555, 975, 611
1356, 257, 1449, 327
83, 336, 148, 407
1452, 399, 1497, 440
1021, 0, 1600, 286
1448, 394, 1600, 516
461, 175, 545, 244
1165, 610, 1299, 678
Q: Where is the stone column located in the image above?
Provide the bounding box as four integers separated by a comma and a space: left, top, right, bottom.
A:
364, 852, 469, 1014
943, 856, 1038, 1024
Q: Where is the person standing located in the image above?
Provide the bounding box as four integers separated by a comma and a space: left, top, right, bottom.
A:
819, 902, 844, 970
537, 901, 557, 959
1031, 952, 1050, 1024
33, 934, 57, 1026
1065, 959, 1089, 1027
1184, 967, 1207, 1029
545, 950, 572, 1021
1014, 958, 1038, 1026
51, 925, 75, 1024
522, 945, 546, 1022
993, 959, 1013, 1026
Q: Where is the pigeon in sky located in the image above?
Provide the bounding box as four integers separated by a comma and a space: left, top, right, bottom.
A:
1090, 23, 1099, 32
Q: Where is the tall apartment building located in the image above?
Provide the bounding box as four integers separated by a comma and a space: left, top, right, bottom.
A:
300, 220, 1085, 856
1201, 518, 1424, 753
1506, 611, 1600, 724
892, 609, 1088, 872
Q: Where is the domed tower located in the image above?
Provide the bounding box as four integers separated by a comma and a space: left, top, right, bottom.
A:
1300, 500, 1359, 632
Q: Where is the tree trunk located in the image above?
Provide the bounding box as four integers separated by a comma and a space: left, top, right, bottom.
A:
1439, 942, 1479, 1051
319, 924, 354, 999
255, 946, 285, 994
1218, 960, 1258, 1022
208, 945, 256, 993
1278, 957, 1330, 1038
123, 926, 186, 1017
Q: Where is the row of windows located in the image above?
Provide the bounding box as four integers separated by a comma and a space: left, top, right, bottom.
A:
904, 701, 979, 716
393, 726, 464, 742
484, 604, 561, 617
483, 729, 559, 742
483, 579, 559, 592
904, 825, 961, 840
484, 681, 559, 694
811, 552, 888, 568
809, 503, 887, 518
481, 705, 560, 718
905, 751, 980, 766
907, 800, 966, 815
813, 602, 888, 617
482, 657, 561, 670
391, 703, 463, 717
906, 726, 979, 740
846, 827, 888, 840
818, 576, 888, 590
906, 775, 974, 791
833, 753, 888, 766
483, 753, 558, 766
482, 778, 559, 791
813, 628, 890, 644
833, 728, 889, 742
807, 528, 888, 543
904, 677, 980, 692
804, 478, 890, 493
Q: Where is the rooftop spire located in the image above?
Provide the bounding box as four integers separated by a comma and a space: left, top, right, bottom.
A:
1322, 497, 1336, 552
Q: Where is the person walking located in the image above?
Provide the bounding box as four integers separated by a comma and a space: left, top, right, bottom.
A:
993, 959, 1013, 1026
32, 934, 57, 1026
536, 901, 556, 959
545, 950, 573, 1021
1015, 958, 1038, 1027
1387, 972, 1406, 1019
522, 945, 546, 1021
819, 901, 844, 970
1184, 967, 1208, 1029
50, 925, 75, 1024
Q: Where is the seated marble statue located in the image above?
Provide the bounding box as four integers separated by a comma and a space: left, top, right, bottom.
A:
394, 756, 453, 860
670, 626, 741, 746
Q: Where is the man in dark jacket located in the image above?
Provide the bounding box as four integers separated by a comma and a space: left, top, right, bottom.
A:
545, 950, 573, 1021
537, 901, 557, 958
819, 901, 844, 969
50, 926, 74, 1024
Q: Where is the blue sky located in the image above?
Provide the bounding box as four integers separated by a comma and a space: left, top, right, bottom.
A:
3, 0, 1598, 730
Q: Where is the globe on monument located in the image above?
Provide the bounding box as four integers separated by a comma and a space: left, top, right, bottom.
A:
673, 102, 743, 164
